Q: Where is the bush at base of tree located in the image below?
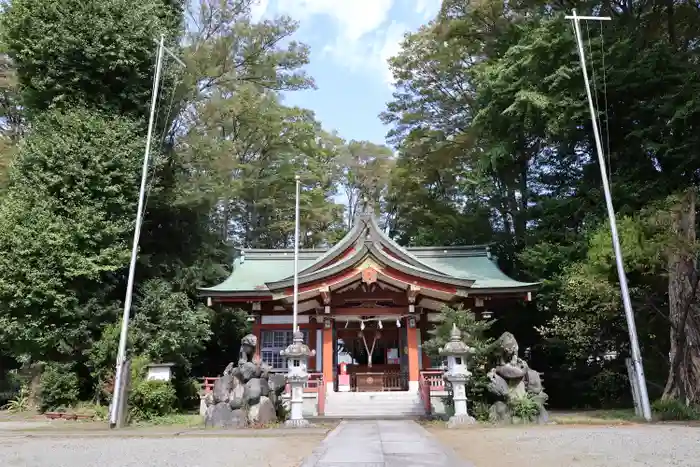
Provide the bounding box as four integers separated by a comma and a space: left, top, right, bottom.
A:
423, 305, 496, 417
129, 379, 177, 421
126, 355, 177, 421
652, 398, 700, 421
38, 363, 79, 412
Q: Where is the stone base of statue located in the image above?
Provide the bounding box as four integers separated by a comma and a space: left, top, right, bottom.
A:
447, 413, 476, 428
203, 334, 285, 428
284, 417, 315, 428
204, 403, 246, 428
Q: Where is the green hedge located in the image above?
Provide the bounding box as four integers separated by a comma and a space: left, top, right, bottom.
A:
38, 363, 79, 412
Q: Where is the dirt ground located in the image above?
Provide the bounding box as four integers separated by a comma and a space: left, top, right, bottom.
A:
0, 434, 325, 467
429, 424, 700, 467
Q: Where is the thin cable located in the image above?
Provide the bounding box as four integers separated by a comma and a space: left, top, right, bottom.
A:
585, 20, 608, 187
140, 58, 180, 228
600, 20, 612, 187
585, 21, 601, 133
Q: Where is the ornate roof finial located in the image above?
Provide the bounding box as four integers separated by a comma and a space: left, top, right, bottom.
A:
362, 196, 371, 214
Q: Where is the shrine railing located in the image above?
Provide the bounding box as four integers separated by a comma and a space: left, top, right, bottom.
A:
418, 370, 445, 415
200, 377, 218, 394
347, 370, 409, 391
284, 372, 323, 394
420, 370, 445, 391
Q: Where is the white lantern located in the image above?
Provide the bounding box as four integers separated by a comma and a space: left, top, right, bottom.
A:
439, 324, 476, 427
280, 331, 316, 427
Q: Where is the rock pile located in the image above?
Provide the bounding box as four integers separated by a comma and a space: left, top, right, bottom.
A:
204, 334, 286, 428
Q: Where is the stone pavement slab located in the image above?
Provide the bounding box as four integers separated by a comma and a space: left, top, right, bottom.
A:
300, 420, 473, 467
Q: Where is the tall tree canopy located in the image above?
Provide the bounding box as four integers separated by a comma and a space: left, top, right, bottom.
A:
383, 0, 700, 406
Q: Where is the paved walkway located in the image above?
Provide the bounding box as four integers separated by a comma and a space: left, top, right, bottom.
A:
300, 420, 472, 467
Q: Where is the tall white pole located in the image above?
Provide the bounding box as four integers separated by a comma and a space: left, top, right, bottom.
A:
109, 35, 166, 427
292, 175, 301, 334
567, 10, 652, 421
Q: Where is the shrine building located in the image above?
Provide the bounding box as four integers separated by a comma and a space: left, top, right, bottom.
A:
199, 210, 539, 398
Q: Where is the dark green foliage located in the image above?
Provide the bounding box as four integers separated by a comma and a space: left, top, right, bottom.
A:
0, 108, 144, 362
508, 395, 541, 422
652, 399, 700, 421
129, 379, 178, 421
275, 396, 290, 422
127, 356, 177, 420
384, 1, 700, 407
38, 363, 80, 412
174, 377, 201, 412
423, 305, 495, 413
0, 0, 180, 119
0, 370, 21, 406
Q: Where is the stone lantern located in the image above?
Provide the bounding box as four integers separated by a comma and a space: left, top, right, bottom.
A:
439, 324, 476, 427
280, 330, 316, 427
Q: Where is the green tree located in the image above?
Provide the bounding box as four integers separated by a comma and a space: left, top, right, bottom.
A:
338, 140, 394, 228
0, 0, 181, 119
0, 108, 144, 362
385, 1, 700, 407
423, 305, 495, 414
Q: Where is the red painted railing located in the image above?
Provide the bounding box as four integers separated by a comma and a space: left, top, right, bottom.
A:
283, 372, 324, 394
421, 370, 445, 391
200, 377, 218, 393
418, 370, 445, 415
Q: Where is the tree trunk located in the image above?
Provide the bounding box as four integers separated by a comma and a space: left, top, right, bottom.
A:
663, 189, 700, 404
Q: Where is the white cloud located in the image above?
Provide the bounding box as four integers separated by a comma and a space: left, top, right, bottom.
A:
250, 0, 270, 22
275, 0, 394, 40
414, 0, 441, 20
264, 0, 405, 85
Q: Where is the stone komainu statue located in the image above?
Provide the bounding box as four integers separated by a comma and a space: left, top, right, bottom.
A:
485, 332, 548, 424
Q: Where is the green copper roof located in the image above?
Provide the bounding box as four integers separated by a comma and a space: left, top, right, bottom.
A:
410, 248, 538, 289
201, 251, 323, 295
199, 244, 538, 296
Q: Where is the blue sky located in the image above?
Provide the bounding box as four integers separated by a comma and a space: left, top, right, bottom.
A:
252, 0, 441, 146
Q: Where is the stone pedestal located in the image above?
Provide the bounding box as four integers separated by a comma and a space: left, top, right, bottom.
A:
445, 373, 475, 427
281, 330, 315, 428
439, 324, 475, 429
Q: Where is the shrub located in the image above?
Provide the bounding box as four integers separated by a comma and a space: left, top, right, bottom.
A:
0, 370, 21, 406
471, 401, 491, 422
275, 399, 289, 421
38, 363, 79, 412
1, 385, 30, 413
508, 395, 541, 422
652, 398, 700, 421
174, 377, 200, 411
129, 379, 177, 421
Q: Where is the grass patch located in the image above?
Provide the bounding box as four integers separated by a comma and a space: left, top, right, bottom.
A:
550, 409, 638, 425
129, 413, 203, 428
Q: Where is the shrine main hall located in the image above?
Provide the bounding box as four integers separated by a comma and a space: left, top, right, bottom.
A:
199, 211, 538, 395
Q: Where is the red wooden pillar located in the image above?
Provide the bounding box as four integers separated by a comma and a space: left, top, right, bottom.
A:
406, 316, 420, 391
322, 318, 334, 394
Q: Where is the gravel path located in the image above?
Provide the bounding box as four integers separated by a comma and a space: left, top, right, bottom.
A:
430, 424, 700, 467
0, 434, 324, 467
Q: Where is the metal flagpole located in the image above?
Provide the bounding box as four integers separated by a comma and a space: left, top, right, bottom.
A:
109, 35, 184, 428
292, 175, 301, 333
566, 9, 652, 421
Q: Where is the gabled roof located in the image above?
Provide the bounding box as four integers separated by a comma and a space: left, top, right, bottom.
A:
199, 211, 540, 297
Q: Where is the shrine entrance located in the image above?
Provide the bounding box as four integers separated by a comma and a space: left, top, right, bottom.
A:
334, 319, 409, 392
